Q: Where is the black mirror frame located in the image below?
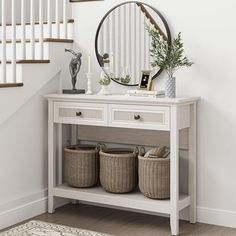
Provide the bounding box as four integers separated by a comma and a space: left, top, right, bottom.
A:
95, 1, 172, 87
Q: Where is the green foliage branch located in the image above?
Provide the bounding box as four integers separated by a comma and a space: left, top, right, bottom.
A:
146, 26, 193, 78
99, 74, 111, 86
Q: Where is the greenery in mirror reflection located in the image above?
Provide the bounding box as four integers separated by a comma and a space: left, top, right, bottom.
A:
99, 74, 111, 86
121, 75, 131, 84
146, 26, 193, 78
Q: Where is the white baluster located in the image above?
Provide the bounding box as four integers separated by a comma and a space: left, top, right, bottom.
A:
148, 19, 151, 70
30, 0, 35, 59
103, 15, 108, 56
55, 0, 60, 38
12, 0, 16, 82
132, 4, 136, 82
21, 0, 26, 60
48, 0, 52, 38
114, 10, 119, 78
129, 4, 132, 83
39, 0, 44, 59
63, 0, 68, 38
124, 4, 129, 75
120, 5, 125, 73
137, 6, 141, 79
1, 0, 6, 83
144, 16, 148, 69
117, 7, 121, 78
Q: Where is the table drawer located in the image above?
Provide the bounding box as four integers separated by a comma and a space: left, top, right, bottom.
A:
54, 102, 108, 126
109, 104, 170, 130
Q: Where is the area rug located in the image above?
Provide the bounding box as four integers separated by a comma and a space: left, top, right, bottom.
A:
0, 221, 112, 236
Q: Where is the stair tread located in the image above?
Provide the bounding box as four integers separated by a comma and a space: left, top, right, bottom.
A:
0, 19, 74, 27
0, 38, 74, 43
0, 60, 50, 64
0, 83, 23, 88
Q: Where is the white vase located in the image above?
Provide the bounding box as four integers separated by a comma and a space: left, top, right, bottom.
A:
165, 77, 176, 98
98, 85, 111, 95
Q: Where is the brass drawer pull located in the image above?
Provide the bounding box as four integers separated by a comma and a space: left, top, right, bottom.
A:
76, 111, 82, 117
134, 114, 141, 120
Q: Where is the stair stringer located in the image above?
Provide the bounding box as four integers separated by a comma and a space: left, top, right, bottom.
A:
0, 42, 73, 125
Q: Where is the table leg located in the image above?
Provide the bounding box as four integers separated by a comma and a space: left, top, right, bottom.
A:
48, 100, 56, 213
189, 103, 197, 223
170, 106, 179, 236
71, 124, 78, 145
58, 123, 63, 185
70, 124, 79, 205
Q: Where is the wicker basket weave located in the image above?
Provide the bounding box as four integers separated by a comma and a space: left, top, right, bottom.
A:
64, 145, 99, 188
138, 156, 170, 199
99, 148, 138, 193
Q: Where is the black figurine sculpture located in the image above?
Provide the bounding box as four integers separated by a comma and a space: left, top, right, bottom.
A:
63, 49, 85, 94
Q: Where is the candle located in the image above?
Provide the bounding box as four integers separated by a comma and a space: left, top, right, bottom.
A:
88, 54, 91, 73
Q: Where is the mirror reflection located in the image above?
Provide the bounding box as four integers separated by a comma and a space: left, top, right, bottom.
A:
95, 2, 171, 86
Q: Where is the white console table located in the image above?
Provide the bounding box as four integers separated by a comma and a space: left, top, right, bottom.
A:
46, 94, 199, 236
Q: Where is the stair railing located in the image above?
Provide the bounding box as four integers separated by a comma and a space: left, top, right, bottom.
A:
0, 0, 70, 85
136, 3, 168, 41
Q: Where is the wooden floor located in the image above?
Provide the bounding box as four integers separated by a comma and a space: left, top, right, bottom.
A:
27, 204, 236, 236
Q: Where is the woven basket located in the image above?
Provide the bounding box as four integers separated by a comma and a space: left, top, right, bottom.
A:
64, 145, 99, 188
99, 148, 138, 193
138, 156, 170, 199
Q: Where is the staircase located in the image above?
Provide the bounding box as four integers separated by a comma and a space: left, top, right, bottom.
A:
0, 0, 76, 87
0, 0, 80, 124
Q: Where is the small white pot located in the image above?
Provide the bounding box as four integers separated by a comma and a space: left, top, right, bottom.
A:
98, 85, 111, 95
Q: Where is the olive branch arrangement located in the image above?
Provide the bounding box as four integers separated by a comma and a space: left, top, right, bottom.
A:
146, 26, 193, 78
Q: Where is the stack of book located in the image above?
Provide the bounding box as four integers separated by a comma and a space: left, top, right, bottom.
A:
126, 90, 165, 98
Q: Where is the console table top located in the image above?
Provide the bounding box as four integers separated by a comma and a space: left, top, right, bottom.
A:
45, 94, 200, 105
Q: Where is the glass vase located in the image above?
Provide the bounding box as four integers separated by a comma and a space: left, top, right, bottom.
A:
98, 85, 111, 95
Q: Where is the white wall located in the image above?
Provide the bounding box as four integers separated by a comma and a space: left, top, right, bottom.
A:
71, 0, 236, 228
0, 76, 60, 229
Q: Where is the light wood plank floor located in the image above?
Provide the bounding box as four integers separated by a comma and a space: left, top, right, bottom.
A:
28, 204, 236, 236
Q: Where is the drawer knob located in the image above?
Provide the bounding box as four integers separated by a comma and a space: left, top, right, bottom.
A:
134, 114, 141, 120
76, 111, 82, 117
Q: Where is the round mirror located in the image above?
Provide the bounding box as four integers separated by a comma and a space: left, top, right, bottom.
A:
95, 1, 171, 86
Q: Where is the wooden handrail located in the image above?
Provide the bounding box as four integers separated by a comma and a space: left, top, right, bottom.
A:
69, 0, 103, 2
136, 3, 168, 41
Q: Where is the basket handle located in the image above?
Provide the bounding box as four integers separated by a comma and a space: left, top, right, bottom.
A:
139, 146, 146, 156
96, 142, 106, 152
133, 146, 145, 156
133, 146, 140, 155
162, 151, 170, 158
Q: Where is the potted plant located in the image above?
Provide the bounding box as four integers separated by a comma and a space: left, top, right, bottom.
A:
98, 71, 111, 95
146, 27, 193, 98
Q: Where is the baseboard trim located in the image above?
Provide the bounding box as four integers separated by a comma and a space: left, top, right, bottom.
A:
0, 190, 68, 231
197, 206, 236, 228
0, 196, 47, 230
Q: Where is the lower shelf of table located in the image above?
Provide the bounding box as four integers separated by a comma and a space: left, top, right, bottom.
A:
53, 184, 190, 215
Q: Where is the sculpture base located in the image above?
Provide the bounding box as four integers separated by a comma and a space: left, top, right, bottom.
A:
63, 89, 86, 94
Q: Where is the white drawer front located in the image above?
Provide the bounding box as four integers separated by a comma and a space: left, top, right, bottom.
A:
109, 104, 170, 130
54, 102, 108, 126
